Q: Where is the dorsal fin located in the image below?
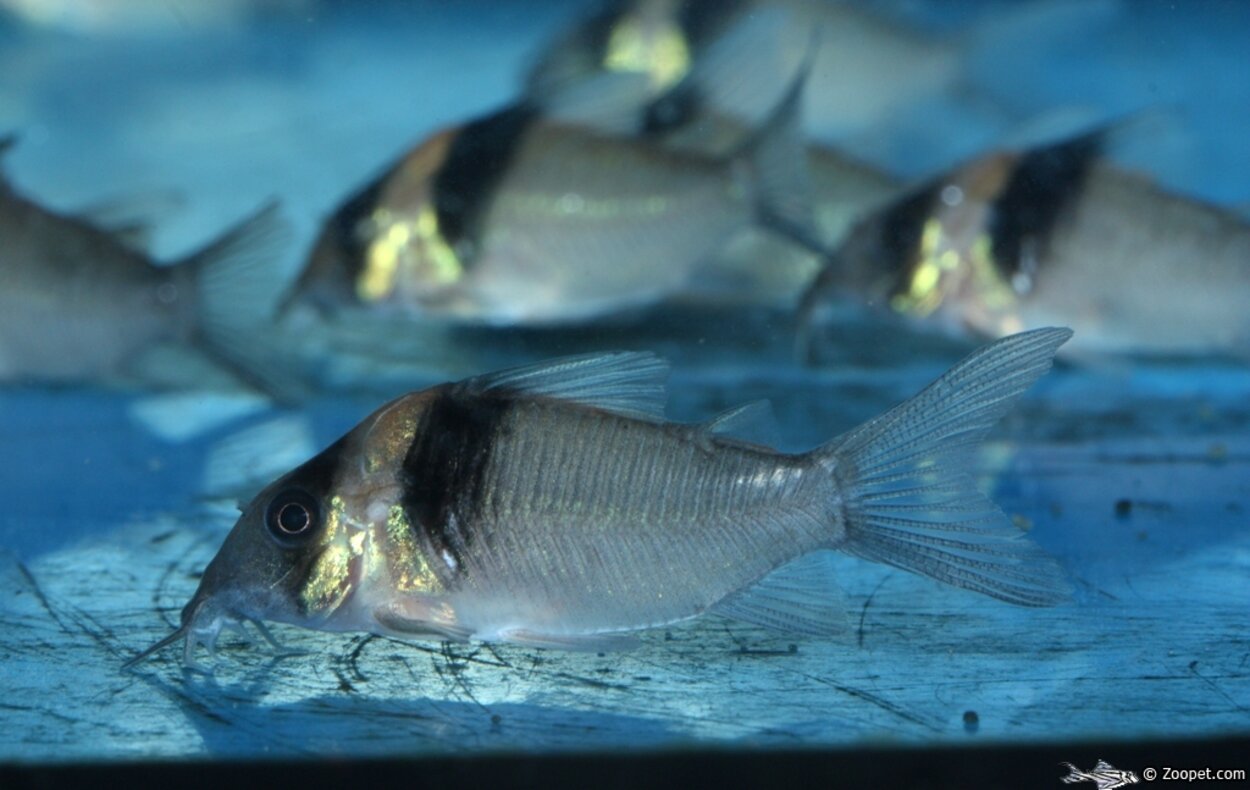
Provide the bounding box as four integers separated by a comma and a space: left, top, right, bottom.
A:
702, 400, 773, 436
699, 399, 781, 449
670, 4, 796, 131
459, 351, 669, 420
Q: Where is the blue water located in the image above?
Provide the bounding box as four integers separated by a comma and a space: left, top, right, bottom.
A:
0, 0, 1247, 763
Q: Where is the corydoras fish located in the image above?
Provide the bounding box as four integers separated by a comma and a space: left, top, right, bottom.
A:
526, 0, 1115, 142
799, 129, 1250, 357
283, 48, 820, 326
0, 136, 290, 387
126, 328, 1071, 668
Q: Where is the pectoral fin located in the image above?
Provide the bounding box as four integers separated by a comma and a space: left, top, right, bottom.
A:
373, 602, 473, 643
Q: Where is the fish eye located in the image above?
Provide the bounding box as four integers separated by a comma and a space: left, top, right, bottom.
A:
264, 489, 321, 545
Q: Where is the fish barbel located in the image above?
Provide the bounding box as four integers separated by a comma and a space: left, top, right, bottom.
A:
126, 328, 1071, 668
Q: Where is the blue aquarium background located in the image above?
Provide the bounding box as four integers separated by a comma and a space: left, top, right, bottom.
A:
0, 0, 1247, 763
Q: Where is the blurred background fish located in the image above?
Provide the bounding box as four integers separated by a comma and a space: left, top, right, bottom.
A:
525, 0, 1121, 167
798, 126, 1250, 358
283, 20, 827, 326
0, 136, 291, 390
277, 0, 1129, 340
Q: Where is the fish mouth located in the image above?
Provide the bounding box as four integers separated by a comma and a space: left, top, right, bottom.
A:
122, 594, 267, 672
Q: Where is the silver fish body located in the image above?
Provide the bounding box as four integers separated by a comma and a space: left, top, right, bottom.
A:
999, 164, 1250, 354
128, 328, 1073, 667
387, 395, 823, 638
415, 123, 759, 324
801, 129, 1250, 357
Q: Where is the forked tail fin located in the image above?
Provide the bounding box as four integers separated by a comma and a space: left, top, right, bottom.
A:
817, 327, 1073, 606
180, 200, 306, 401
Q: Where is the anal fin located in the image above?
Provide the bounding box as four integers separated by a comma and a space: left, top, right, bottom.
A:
711, 551, 851, 638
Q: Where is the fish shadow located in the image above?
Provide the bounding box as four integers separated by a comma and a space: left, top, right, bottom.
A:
149, 659, 681, 758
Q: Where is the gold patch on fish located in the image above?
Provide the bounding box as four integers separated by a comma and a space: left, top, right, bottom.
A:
296, 496, 355, 616
604, 16, 690, 91
358, 204, 464, 304
358, 208, 403, 302
385, 505, 442, 594
968, 233, 1017, 311
892, 220, 1017, 320
300, 543, 354, 616
892, 218, 953, 316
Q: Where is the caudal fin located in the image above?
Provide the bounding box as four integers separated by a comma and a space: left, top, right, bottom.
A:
818, 327, 1073, 606
181, 200, 304, 400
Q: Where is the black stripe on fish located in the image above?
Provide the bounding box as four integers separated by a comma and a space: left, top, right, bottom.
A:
575, 5, 619, 63
638, 0, 753, 137
321, 170, 389, 292
677, 0, 749, 50
432, 104, 538, 262
641, 81, 702, 136
400, 386, 512, 575
879, 182, 943, 297
286, 434, 347, 499
277, 435, 349, 616
989, 130, 1103, 287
